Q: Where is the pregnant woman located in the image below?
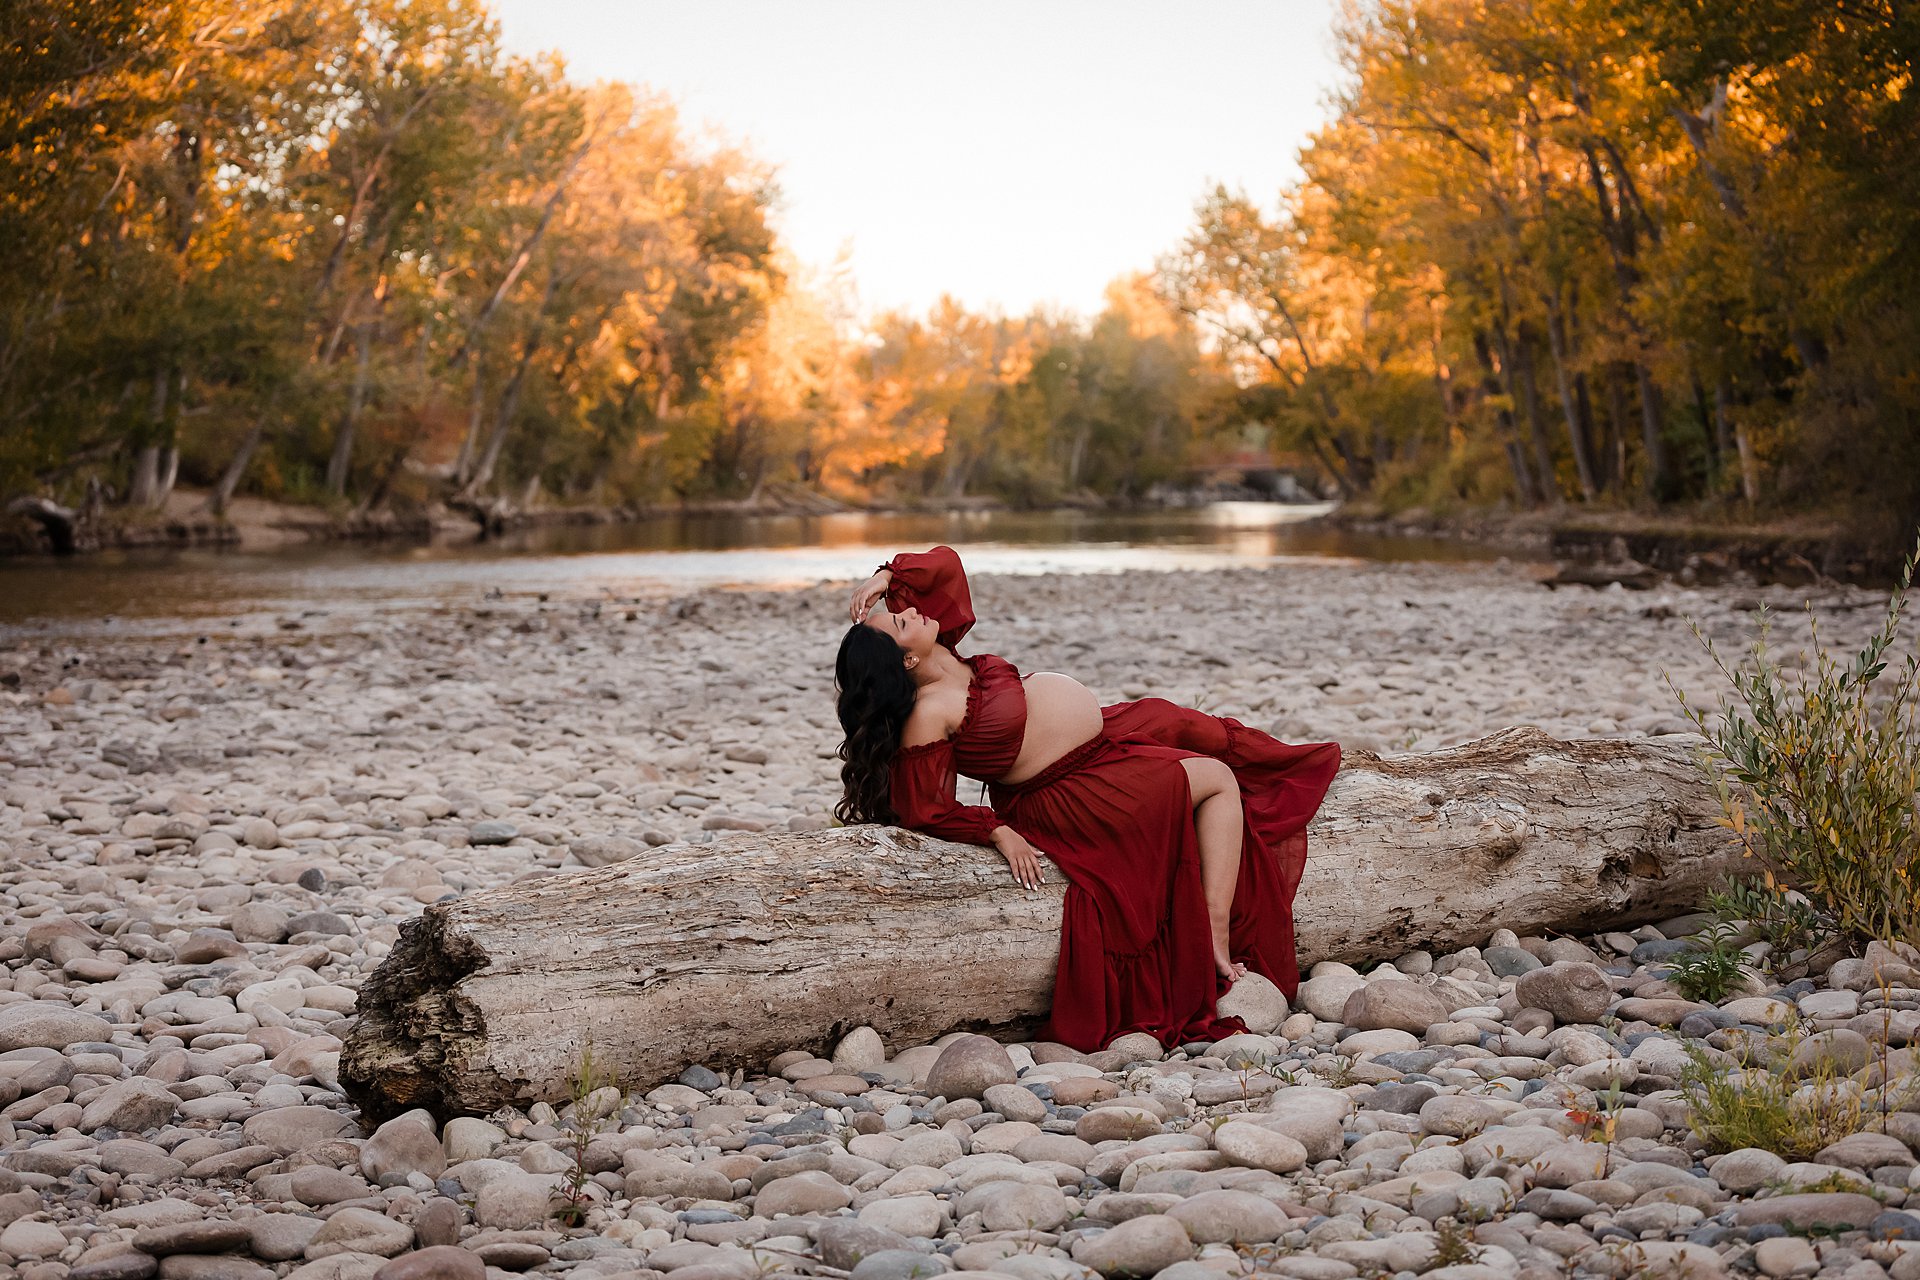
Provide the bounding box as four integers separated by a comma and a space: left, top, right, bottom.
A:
836, 546, 1341, 1051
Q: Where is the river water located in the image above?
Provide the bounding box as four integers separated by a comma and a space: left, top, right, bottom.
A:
0, 502, 1527, 637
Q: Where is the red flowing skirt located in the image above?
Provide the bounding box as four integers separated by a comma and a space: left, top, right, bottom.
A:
988, 699, 1340, 1052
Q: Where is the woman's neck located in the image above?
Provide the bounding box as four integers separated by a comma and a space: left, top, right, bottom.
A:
915, 645, 968, 688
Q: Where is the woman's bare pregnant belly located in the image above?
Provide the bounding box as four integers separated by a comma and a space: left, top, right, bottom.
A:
1002, 672, 1104, 784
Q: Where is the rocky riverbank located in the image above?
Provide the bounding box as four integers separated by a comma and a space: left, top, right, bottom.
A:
2, 561, 1915, 1280
1, 485, 1281, 558
1319, 504, 1903, 587
0, 491, 665, 558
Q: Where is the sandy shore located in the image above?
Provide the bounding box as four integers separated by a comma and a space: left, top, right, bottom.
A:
1, 560, 1913, 1280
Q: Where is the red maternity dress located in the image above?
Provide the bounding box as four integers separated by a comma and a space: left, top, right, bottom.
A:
881, 546, 1341, 1051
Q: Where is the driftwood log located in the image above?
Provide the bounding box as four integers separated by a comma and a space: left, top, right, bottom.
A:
7, 496, 80, 554
341, 726, 1735, 1120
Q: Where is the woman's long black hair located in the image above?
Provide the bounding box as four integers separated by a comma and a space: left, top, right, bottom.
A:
835, 623, 917, 824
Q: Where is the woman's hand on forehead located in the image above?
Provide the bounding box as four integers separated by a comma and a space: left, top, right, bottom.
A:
850, 569, 893, 623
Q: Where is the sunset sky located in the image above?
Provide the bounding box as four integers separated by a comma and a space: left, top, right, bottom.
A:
486, 0, 1342, 320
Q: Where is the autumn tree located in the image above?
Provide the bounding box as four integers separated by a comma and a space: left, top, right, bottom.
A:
1168, 0, 1920, 540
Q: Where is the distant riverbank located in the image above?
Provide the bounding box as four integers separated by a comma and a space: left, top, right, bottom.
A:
1, 487, 845, 557
0, 483, 1303, 559
1, 500, 1542, 632
1322, 503, 1904, 586
8, 486, 1898, 588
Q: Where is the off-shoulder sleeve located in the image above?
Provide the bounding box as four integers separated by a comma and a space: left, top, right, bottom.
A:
883, 545, 974, 648
888, 739, 1000, 845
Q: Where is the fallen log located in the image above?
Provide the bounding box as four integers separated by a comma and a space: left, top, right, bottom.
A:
1543, 559, 1665, 591
341, 726, 1734, 1120
7, 495, 81, 554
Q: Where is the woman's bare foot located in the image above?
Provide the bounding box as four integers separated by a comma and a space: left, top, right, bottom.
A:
1213, 935, 1248, 982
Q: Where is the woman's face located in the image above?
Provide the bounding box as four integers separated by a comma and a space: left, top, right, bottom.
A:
863, 602, 938, 665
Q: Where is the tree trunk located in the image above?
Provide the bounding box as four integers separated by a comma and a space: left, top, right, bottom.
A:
326, 330, 373, 497
1580, 146, 1673, 503
464, 351, 530, 498
1714, 378, 1761, 504
1472, 329, 1537, 505
355, 441, 412, 518
1574, 372, 1601, 493
1502, 440, 1537, 506
1515, 327, 1558, 504
341, 727, 1735, 1121
1544, 302, 1597, 500
150, 363, 188, 509
128, 370, 169, 508
1711, 377, 1735, 468
1067, 421, 1090, 488
453, 358, 485, 488
1605, 368, 1632, 493
128, 446, 161, 509
1303, 430, 1354, 499
1733, 427, 1760, 507
154, 445, 179, 508
207, 414, 270, 517
1633, 363, 1673, 502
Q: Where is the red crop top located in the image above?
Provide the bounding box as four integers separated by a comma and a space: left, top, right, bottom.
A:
881, 547, 1028, 845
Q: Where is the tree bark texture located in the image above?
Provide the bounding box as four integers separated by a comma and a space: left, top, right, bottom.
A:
341, 727, 1735, 1121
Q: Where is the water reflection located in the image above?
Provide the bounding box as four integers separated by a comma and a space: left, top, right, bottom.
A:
0, 502, 1525, 634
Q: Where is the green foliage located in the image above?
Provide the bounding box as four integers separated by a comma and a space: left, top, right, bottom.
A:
1680, 1036, 1867, 1161
1662, 939, 1747, 1004
1703, 878, 1840, 973
0, 0, 1236, 528
1430, 1216, 1479, 1266
0, 0, 787, 521
1673, 537, 1920, 944
1161, 0, 1920, 538
1777, 1171, 1880, 1199
850, 282, 1223, 505
14, 0, 1920, 529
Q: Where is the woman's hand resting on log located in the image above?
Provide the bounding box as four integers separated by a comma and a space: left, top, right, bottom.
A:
992, 825, 1045, 890
850, 569, 892, 622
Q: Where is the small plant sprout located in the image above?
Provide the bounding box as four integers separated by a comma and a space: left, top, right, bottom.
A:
551, 1040, 621, 1228
1567, 1075, 1626, 1157
1321, 1055, 1359, 1089
1253, 1057, 1303, 1087
1430, 1215, 1479, 1267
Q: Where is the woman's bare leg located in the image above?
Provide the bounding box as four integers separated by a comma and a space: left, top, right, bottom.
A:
1182, 756, 1246, 982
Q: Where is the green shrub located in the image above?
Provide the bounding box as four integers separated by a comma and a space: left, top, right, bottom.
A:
1664, 939, 1747, 1003
1680, 1036, 1867, 1160
1672, 536, 1920, 944
1703, 877, 1840, 972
